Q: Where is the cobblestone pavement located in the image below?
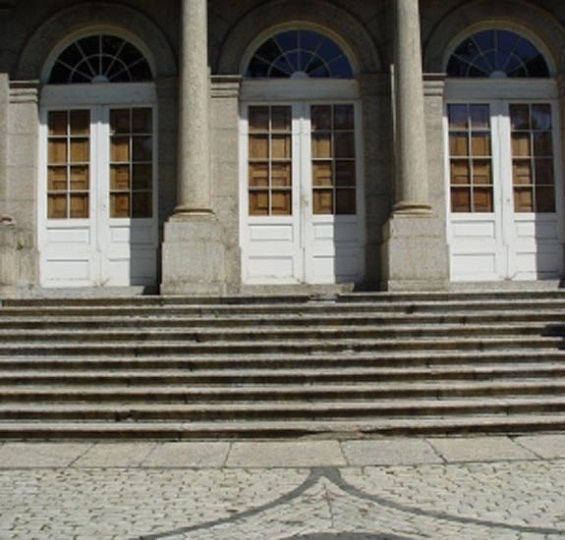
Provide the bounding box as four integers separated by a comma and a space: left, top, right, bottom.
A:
1, 435, 565, 539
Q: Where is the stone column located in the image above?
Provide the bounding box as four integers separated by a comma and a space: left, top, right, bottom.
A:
0, 74, 8, 220
381, 0, 448, 291
393, 0, 430, 214
210, 75, 242, 294
161, 0, 226, 295
175, 0, 211, 215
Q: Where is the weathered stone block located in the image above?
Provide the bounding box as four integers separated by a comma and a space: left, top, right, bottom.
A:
161, 215, 226, 295
382, 213, 449, 290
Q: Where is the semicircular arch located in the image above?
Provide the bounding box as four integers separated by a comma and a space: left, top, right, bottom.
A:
16, 2, 177, 81
217, 0, 381, 75
244, 27, 355, 79
424, 0, 563, 76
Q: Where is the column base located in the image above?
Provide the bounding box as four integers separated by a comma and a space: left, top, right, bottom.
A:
161, 214, 226, 296
381, 212, 449, 291
393, 201, 433, 215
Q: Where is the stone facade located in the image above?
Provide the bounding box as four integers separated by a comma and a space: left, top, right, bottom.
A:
0, 0, 564, 296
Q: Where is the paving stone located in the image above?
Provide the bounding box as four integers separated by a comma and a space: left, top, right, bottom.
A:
427, 436, 538, 462
226, 441, 346, 468
72, 442, 157, 468
1, 438, 565, 539
141, 442, 230, 468
514, 434, 565, 459
341, 438, 443, 466
0, 442, 89, 468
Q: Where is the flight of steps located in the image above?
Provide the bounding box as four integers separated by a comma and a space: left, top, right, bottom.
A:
0, 290, 564, 440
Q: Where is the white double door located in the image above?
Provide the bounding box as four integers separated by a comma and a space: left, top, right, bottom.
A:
240, 101, 364, 285
447, 97, 563, 282
39, 85, 158, 287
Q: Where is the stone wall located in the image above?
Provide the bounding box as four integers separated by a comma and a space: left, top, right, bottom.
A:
0, 0, 564, 294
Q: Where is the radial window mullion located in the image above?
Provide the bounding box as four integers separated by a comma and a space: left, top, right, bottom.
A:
49, 35, 152, 84
246, 30, 353, 79
447, 30, 549, 78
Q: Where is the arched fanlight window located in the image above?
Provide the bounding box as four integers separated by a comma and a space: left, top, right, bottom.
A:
447, 29, 549, 78
48, 34, 153, 84
246, 29, 354, 79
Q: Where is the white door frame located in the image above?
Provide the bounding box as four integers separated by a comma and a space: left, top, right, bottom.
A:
445, 79, 564, 281
38, 83, 158, 287
239, 80, 365, 285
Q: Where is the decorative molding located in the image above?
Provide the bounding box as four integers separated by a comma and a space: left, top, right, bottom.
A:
423, 73, 446, 97
8, 80, 40, 104
211, 75, 242, 98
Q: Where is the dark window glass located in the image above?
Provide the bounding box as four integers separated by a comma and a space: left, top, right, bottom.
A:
447, 30, 549, 78
49, 34, 152, 84
246, 30, 353, 79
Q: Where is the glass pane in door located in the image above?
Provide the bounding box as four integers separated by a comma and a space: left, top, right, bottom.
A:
47, 110, 90, 219
510, 103, 555, 213
448, 104, 493, 213
311, 104, 356, 215
109, 108, 153, 218
248, 106, 292, 216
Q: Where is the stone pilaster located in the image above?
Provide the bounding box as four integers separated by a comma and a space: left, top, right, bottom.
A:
357, 73, 392, 289
556, 74, 565, 214
1, 80, 39, 293
161, 0, 226, 295
210, 75, 242, 294
381, 0, 448, 291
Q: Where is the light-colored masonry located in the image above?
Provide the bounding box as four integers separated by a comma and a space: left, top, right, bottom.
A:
1, 0, 564, 296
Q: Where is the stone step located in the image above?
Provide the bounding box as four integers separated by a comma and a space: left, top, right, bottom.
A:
4, 289, 565, 307
1, 291, 563, 440
0, 335, 561, 357
3, 379, 565, 403
1, 414, 565, 440
0, 309, 563, 328
2, 396, 565, 422
0, 311, 565, 336
2, 296, 565, 317
2, 349, 563, 370
2, 362, 565, 385
0, 302, 565, 322
0, 322, 562, 342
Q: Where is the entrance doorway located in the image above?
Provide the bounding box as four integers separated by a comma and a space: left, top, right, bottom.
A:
39, 93, 158, 287
38, 34, 158, 288
241, 102, 363, 284
447, 99, 563, 282
445, 29, 563, 282
239, 28, 364, 285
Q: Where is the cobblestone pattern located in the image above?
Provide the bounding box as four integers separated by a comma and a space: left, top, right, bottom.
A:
1, 459, 565, 539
